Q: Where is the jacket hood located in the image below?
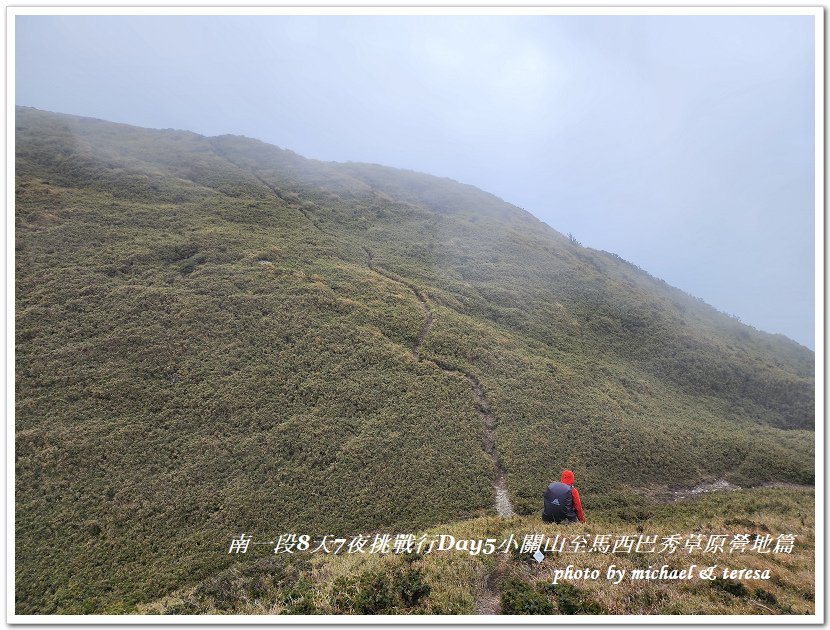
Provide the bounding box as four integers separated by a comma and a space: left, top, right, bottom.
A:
561, 469, 575, 485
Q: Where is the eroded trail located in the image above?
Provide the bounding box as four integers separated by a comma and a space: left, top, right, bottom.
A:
466, 373, 514, 518
365, 248, 514, 517
211, 140, 327, 234
411, 288, 433, 359
207, 156, 513, 515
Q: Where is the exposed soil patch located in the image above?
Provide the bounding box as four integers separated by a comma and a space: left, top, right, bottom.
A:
475, 556, 505, 615
466, 372, 514, 518
411, 288, 433, 358
671, 479, 742, 502
643, 478, 813, 504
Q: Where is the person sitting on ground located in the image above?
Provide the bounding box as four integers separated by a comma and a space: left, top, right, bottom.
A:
542, 469, 586, 524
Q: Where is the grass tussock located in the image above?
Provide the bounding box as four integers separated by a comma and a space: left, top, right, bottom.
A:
139, 487, 814, 616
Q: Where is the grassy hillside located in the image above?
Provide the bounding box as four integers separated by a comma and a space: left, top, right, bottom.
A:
141, 487, 815, 616
14, 107, 814, 614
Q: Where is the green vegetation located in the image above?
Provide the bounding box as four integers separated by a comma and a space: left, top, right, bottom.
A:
544, 583, 606, 615
499, 579, 554, 614
140, 487, 815, 615
329, 563, 431, 614
15, 107, 814, 614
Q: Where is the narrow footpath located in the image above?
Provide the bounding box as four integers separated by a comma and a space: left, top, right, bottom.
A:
365, 248, 514, 517
206, 149, 516, 519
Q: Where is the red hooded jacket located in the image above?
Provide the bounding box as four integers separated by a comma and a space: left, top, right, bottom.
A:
561, 469, 586, 523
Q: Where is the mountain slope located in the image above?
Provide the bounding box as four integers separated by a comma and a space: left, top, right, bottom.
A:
139, 487, 816, 616
14, 107, 814, 613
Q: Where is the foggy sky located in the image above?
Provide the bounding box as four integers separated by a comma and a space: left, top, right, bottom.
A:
15, 14, 816, 349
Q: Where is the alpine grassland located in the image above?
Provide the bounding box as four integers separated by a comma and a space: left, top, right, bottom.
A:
139, 487, 815, 616
14, 107, 815, 614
